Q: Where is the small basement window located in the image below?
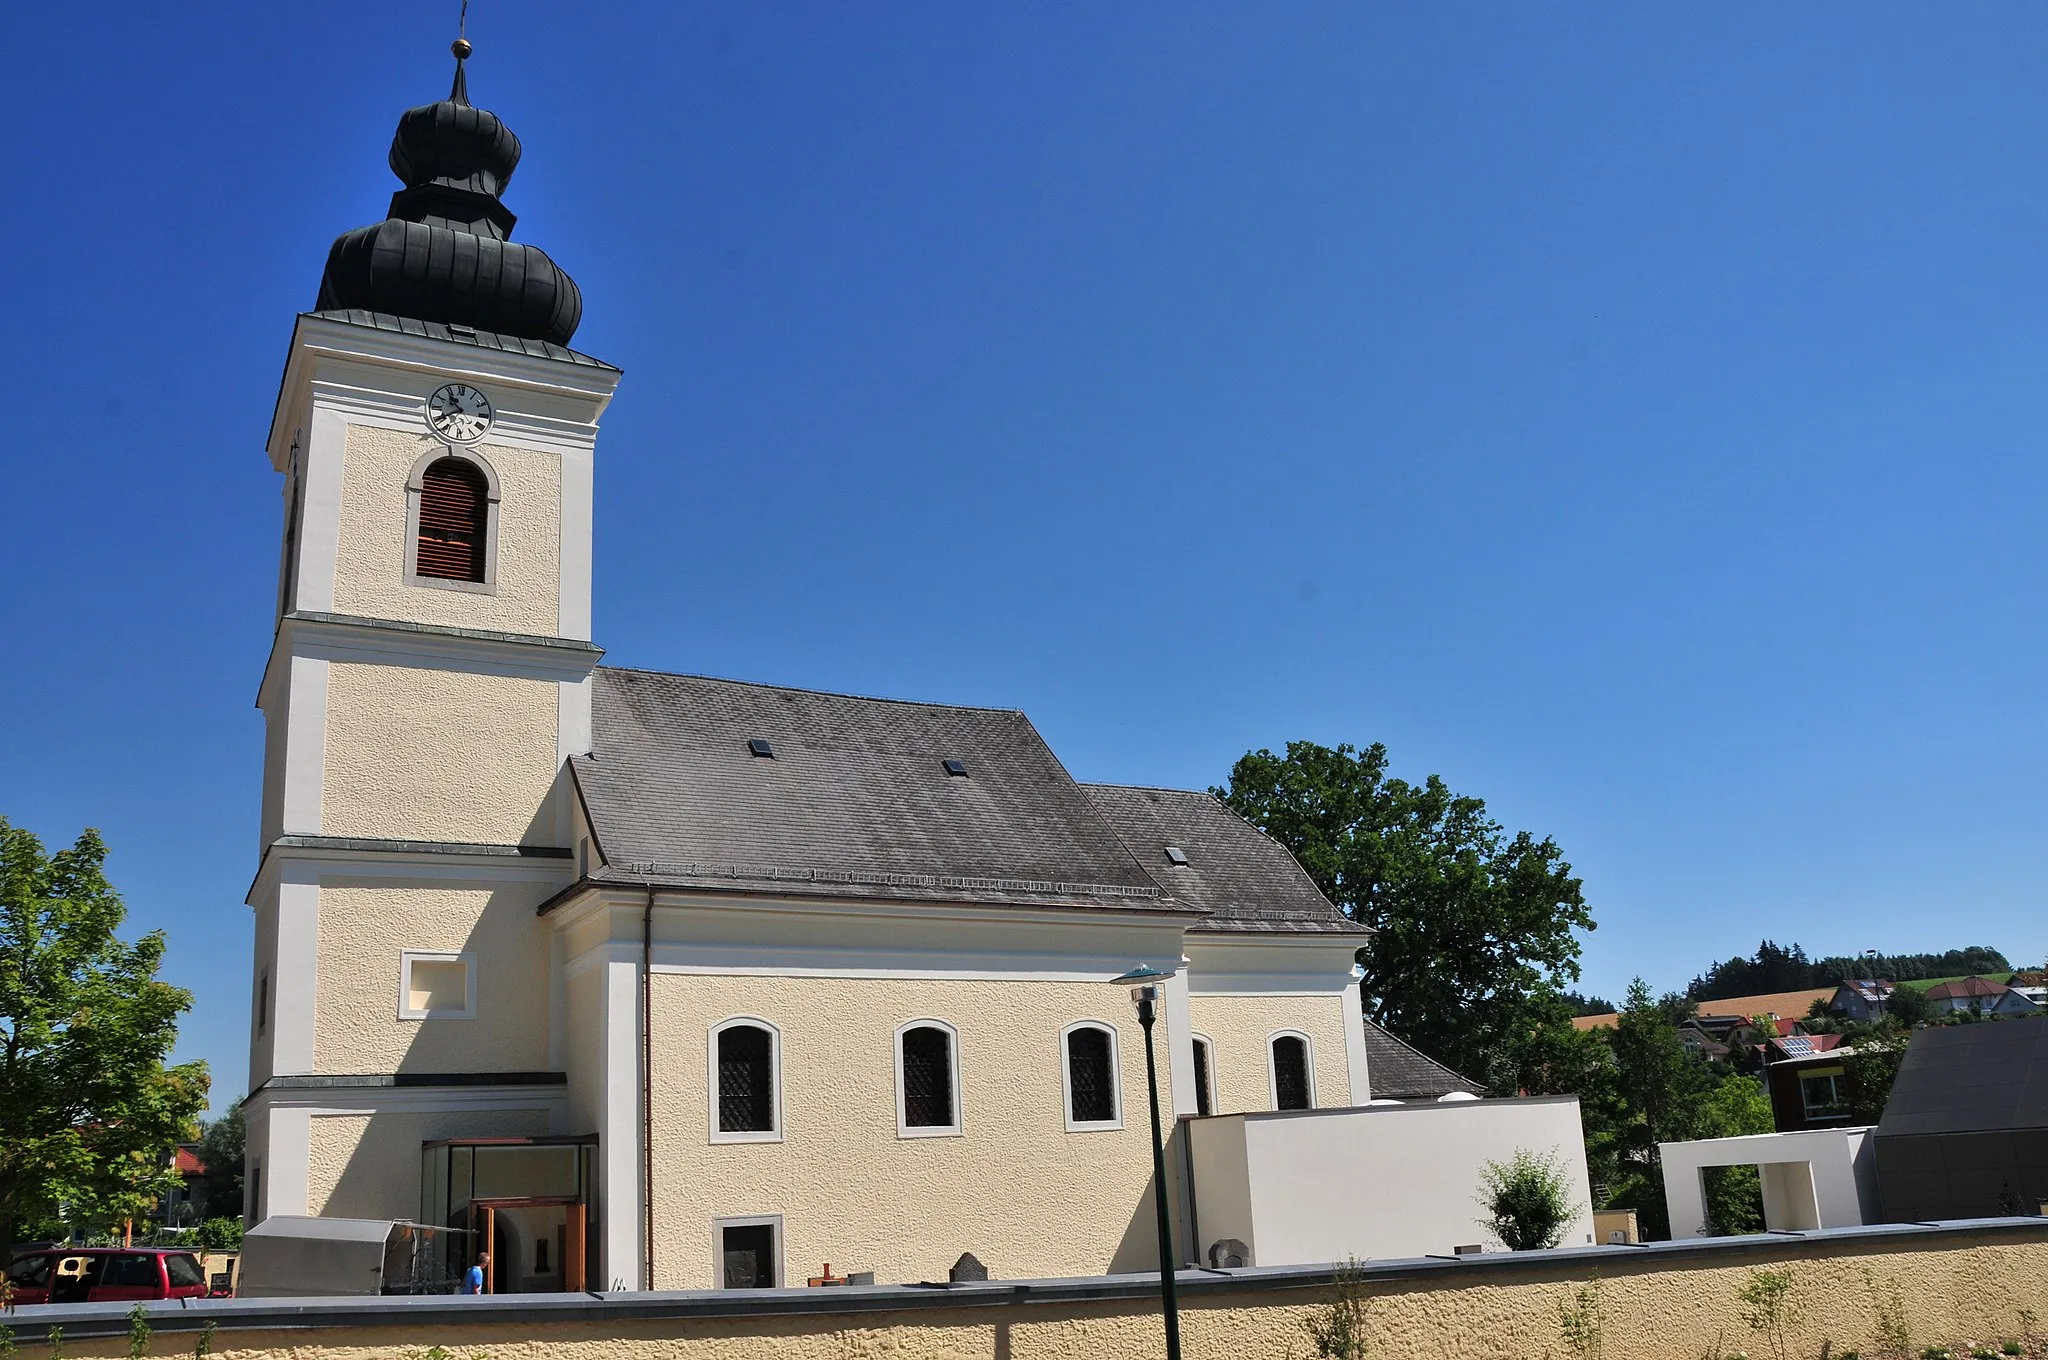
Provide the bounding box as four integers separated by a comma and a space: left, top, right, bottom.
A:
748, 739, 775, 758
399, 951, 475, 1020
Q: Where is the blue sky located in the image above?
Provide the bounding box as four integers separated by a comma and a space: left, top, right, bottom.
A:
3, 4, 2046, 1109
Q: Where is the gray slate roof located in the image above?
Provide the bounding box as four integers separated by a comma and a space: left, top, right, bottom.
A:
574, 668, 1178, 912
1080, 784, 1364, 935
1361, 1020, 1486, 1101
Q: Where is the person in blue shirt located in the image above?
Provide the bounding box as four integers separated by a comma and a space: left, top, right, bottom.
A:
463, 1252, 490, 1295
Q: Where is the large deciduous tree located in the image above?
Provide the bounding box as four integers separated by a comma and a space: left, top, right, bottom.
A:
0, 819, 209, 1257
1217, 741, 1595, 1092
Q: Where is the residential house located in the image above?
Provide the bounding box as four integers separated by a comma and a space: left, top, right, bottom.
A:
1763, 1034, 1857, 1131
2006, 972, 2048, 1009
1924, 977, 2039, 1017
1828, 979, 1895, 1023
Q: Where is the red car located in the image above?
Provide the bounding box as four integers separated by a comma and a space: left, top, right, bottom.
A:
5, 1248, 210, 1306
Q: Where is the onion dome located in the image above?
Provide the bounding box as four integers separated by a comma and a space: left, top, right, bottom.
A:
316, 42, 582, 345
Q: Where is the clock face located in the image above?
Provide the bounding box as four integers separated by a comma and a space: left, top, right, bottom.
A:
426, 383, 494, 445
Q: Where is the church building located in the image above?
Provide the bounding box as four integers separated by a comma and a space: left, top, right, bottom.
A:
243, 44, 1440, 1294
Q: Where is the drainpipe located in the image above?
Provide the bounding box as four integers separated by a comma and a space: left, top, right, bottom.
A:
642, 886, 655, 1291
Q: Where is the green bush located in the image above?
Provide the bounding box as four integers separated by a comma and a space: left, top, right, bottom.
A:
1477, 1147, 1575, 1251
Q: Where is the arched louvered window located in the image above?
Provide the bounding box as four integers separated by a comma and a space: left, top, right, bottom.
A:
1191, 1036, 1215, 1117
415, 456, 489, 582
898, 1022, 959, 1135
1063, 1023, 1120, 1129
709, 1018, 781, 1143
1271, 1033, 1313, 1111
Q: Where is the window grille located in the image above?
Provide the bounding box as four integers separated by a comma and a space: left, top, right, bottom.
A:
901, 1026, 955, 1128
718, 1025, 774, 1133
1272, 1035, 1311, 1111
1066, 1026, 1114, 1123
1192, 1039, 1214, 1117
416, 457, 488, 581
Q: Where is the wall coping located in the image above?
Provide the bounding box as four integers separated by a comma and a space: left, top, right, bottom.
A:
8, 1217, 2045, 1342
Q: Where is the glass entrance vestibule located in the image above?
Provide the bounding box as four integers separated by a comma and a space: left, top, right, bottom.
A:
420, 1136, 598, 1293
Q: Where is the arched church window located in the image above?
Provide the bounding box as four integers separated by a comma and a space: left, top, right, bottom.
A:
415, 456, 490, 582
897, 1022, 960, 1135
1191, 1035, 1215, 1117
1270, 1033, 1313, 1111
1062, 1022, 1121, 1129
713, 1020, 779, 1138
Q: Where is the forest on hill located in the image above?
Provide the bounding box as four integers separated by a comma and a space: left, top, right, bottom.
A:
1686, 940, 2013, 1003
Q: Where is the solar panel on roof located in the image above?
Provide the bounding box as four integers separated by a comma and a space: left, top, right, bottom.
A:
1778, 1036, 1814, 1057
748, 738, 774, 758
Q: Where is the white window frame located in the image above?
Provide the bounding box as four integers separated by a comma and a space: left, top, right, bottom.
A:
397, 950, 477, 1021
1190, 1032, 1218, 1117
894, 1018, 964, 1139
1059, 1020, 1124, 1132
403, 446, 502, 594
708, 1016, 784, 1145
1267, 1029, 1317, 1111
711, 1214, 783, 1289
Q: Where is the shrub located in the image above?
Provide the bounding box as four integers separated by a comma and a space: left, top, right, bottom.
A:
194, 1218, 243, 1251
1477, 1146, 1576, 1251
1866, 1267, 1912, 1355
1558, 1279, 1605, 1360
1737, 1268, 1801, 1360
1300, 1260, 1371, 1359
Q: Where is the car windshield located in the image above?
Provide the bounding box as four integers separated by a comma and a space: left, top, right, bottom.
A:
164, 1254, 206, 1288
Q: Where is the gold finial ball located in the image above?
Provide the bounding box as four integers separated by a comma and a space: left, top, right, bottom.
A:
451, 37, 473, 59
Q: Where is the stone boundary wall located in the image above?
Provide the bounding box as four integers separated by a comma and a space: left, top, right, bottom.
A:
10, 1218, 2048, 1358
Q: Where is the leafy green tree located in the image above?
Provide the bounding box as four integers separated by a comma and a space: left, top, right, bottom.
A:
1883, 983, 1934, 1028
0, 819, 208, 1259
1601, 980, 1714, 1238
1218, 741, 1593, 1090
194, 1104, 244, 1221
1697, 1073, 1774, 1234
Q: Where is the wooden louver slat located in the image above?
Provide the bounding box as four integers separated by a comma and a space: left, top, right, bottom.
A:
416, 458, 487, 582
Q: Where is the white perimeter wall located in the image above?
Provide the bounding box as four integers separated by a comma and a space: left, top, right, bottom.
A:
1189, 1097, 1595, 1266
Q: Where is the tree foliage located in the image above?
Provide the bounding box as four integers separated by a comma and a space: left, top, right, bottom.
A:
0, 819, 208, 1257
194, 1104, 244, 1222
1218, 741, 1593, 1091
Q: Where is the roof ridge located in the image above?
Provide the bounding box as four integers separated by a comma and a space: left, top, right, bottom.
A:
1080, 780, 1215, 797
595, 664, 1028, 716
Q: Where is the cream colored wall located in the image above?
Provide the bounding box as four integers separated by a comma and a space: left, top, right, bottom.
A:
1190, 993, 1350, 1113
314, 881, 556, 1075
330, 422, 561, 635
306, 1108, 554, 1221
565, 965, 604, 1138
36, 1229, 2048, 1359
320, 660, 559, 845
648, 973, 1174, 1287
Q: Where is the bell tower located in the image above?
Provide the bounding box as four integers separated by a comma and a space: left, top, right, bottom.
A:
243, 39, 622, 1233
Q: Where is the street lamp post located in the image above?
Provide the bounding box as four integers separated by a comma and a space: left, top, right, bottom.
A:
1114, 964, 1182, 1360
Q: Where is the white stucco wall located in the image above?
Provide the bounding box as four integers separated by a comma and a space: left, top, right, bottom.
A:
1188, 1096, 1595, 1266
1659, 1127, 1880, 1238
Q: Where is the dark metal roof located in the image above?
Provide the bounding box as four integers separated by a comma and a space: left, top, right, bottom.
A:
1079, 784, 1365, 935
315, 51, 582, 345
1360, 1019, 1485, 1101
1877, 1020, 2048, 1139
573, 668, 1189, 913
